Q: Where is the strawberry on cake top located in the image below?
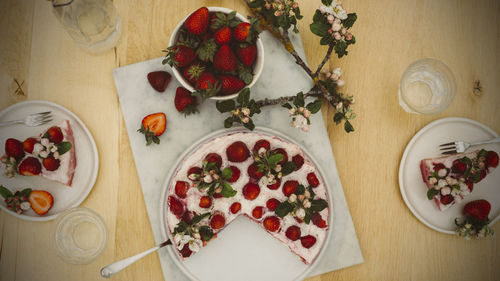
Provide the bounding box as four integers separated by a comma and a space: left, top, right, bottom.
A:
165, 132, 330, 264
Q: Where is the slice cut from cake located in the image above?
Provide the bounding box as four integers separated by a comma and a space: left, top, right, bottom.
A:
420, 149, 498, 211
1, 120, 77, 186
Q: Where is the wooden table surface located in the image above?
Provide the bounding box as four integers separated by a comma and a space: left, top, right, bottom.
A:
1, 0, 499, 280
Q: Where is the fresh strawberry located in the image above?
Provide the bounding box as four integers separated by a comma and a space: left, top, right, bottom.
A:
138, 113, 166, 145
187, 167, 202, 179
285, 225, 301, 241
440, 194, 454, 205
263, 216, 280, 232
179, 244, 192, 258
266, 198, 280, 211
463, 200, 491, 221
300, 235, 317, 249
205, 153, 222, 169
292, 154, 304, 171
18, 157, 41, 176
22, 137, 37, 154
486, 151, 499, 168
42, 156, 60, 171
182, 61, 205, 84
28, 190, 53, 215
5, 138, 24, 159
253, 139, 270, 154
242, 182, 260, 200
218, 74, 245, 95
147, 71, 171, 92
311, 212, 327, 228
46, 126, 64, 144
199, 196, 212, 208
210, 213, 226, 229
226, 141, 250, 162
235, 44, 257, 67
252, 206, 263, 219
271, 148, 288, 165
173, 45, 196, 67
282, 180, 298, 196
227, 166, 241, 182
184, 7, 210, 35
267, 178, 281, 190
214, 26, 232, 45
175, 87, 198, 115
233, 22, 251, 42
307, 172, 320, 187
168, 195, 184, 218
195, 72, 220, 95
451, 160, 467, 174
175, 181, 189, 198
247, 162, 264, 180
230, 202, 241, 214
213, 44, 238, 72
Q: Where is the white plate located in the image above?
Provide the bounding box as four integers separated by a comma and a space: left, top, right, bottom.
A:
0, 100, 99, 221
399, 117, 500, 234
159, 127, 333, 281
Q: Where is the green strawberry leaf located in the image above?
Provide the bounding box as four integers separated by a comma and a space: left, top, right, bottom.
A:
306, 99, 323, 114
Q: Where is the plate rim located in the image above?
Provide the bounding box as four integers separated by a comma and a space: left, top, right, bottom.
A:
398, 116, 500, 234
0, 100, 99, 221
159, 126, 334, 281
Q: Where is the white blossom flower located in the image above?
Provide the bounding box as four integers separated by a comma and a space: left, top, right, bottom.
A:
296, 208, 306, 219
275, 164, 282, 172
341, 27, 347, 35
438, 179, 447, 188
327, 14, 334, 23
289, 108, 296, 115
332, 3, 348, 19
303, 109, 311, 118
241, 117, 250, 123
258, 147, 267, 156
304, 190, 311, 198
303, 199, 311, 208
336, 79, 345, 87
39, 151, 48, 158
438, 168, 447, 178
33, 143, 43, 153
241, 107, 250, 116
289, 193, 297, 203
334, 32, 342, 40
291, 114, 308, 130
298, 107, 304, 113
53, 151, 60, 159
428, 177, 437, 185
41, 138, 50, 147
203, 174, 213, 183
440, 186, 451, 196
20, 202, 31, 211
332, 22, 341, 31
336, 102, 343, 111
297, 194, 305, 201
50, 145, 58, 153
451, 189, 460, 196
319, 5, 328, 14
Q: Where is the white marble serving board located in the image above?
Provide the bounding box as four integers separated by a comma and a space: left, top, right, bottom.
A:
113, 30, 363, 280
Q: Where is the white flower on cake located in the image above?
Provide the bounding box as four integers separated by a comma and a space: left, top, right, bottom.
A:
175, 234, 203, 253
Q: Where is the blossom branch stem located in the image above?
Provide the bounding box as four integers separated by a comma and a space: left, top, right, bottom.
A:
314, 43, 335, 77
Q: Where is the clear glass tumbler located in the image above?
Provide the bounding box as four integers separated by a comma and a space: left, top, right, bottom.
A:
53, 207, 108, 264
398, 58, 456, 114
51, 0, 122, 53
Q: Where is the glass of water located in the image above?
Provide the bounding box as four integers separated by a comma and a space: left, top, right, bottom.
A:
398, 58, 456, 114
52, 0, 122, 54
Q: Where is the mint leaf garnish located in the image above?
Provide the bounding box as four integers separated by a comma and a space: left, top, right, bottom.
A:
427, 188, 439, 200
275, 201, 294, 218
221, 183, 237, 198
221, 167, 233, 180
310, 199, 328, 212
199, 225, 214, 242
57, 141, 72, 155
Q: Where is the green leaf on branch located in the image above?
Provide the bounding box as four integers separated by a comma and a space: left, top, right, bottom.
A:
216, 100, 236, 113
333, 112, 344, 124
237, 88, 251, 106
243, 119, 255, 131
344, 120, 355, 133
306, 99, 323, 114
293, 92, 305, 107
334, 40, 348, 58
224, 117, 235, 128
320, 36, 333, 45
321, 0, 333, 5
310, 21, 330, 37
342, 13, 357, 29
313, 10, 324, 22
282, 103, 292, 110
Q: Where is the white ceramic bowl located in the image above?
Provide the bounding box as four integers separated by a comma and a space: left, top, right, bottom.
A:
168, 6, 265, 101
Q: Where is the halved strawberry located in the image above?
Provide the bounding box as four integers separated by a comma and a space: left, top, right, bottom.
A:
138, 113, 166, 145
242, 182, 260, 200
233, 22, 251, 42
271, 148, 288, 165
179, 244, 192, 258
263, 216, 280, 232
252, 206, 263, 219
285, 225, 301, 241
214, 26, 232, 45
42, 156, 60, 171
307, 172, 320, 187
227, 166, 240, 182
182, 61, 205, 84
292, 155, 304, 171
247, 162, 264, 180
175, 181, 189, 198
213, 44, 238, 72
219, 74, 245, 95
187, 167, 202, 179
18, 157, 42, 176
205, 153, 222, 169
168, 195, 184, 218
253, 139, 270, 154
440, 194, 454, 205
210, 213, 226, 229
226, 141, 250, 162
282, 180, 298, 196
267, 178, 281, 190
147, 71, 171, 92
266, 198, 280, 211
184, 7, 210, 35
300, 235, 317, 248
235, 44, 257, 67
22, 137, 37, 154
28, 190, 54, 215
46, 126, 64, 144
311, 212, 327, 228
175, 87, 198, 115
5, 138, 24, 159
486, 151, 499, 168
199, 196, 212, 208
463, 199, 491, 221
230, 202, 241, 214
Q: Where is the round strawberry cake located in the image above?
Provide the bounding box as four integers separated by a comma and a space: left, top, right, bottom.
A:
164, 130, 330, 264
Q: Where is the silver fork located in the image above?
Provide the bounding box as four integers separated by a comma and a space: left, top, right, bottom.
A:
0, 111, 52, 127
440, 137, 500, 154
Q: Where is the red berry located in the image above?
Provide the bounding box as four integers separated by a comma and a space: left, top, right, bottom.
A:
463, 199, 491, 221
233, 22, 251, 42
179, 244, 192, 257
210, 214, 226, 229
18, 157, 41, 176
285, 225, 301, 241
267, 178, 281, 190
247, 162, 264, 180
300, 235, 317, 249
42, 156, 60, 171
252, 206, 263, 219
147, 71, 172, 92
486, 151, 499, 168
440, 194, 454, 205
195, 72, 219, 91
199, 196, 212, 208
184, 7, 209, 35
311, 212, 327, 228
218, 75, 245, 95
242, 182, 260, 200
213, 44, 238, 72
292, 155, 304, 171
214, 26, 232, 45
173, 45, 197, 68
213, 193, 223, 199
230, 202, 241, 214
205, 153, 222, 169
253, 139, 270, 154
307, 172, 320, 187
271, 148, 288, 165
235, 44, 257, 67
266, 198, 280, 211
451, 160, 467, 174
46, 126, 64, 144
187, 167, 202, 179
433, 163, 446, 171
227, 166, 241, 182
22, 137, 37, 154
5, 138, 24, 159
174, 87, 197, 114
168, 195, 184, 218
466, 181, 474, 192
175, 181, 189, 198
226, 141, 250, 162
263, 216, 280, 232
282, 180, 298, 196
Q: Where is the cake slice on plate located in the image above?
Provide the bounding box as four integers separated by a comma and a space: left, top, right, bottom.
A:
420, 149, 498, 211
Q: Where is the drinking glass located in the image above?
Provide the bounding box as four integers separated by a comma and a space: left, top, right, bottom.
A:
398, 58, 456, 114
51, 0, 122, 53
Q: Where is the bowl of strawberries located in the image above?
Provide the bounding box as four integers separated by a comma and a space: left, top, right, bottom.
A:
167, 6, 264, 100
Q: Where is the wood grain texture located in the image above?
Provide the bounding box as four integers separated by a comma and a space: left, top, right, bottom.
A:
0, 0, 499, 281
